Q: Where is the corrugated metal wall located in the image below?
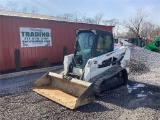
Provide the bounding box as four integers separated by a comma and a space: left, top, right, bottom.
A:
0, 16, 113, 71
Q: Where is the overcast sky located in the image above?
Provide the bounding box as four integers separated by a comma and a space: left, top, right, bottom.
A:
1, 0, 160, 32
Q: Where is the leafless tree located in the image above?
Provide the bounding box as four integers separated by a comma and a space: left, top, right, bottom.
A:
103, 19, 119, 37
84, 18, 95, 24
6, 1, 18, 12
122, 10, 147, 36
93, 12, 104, 24
125, 29, 138, 38
81, 13, 93, 23
30, 6, 38, 14
0, 1, 39, 14
72, 12, 83, 22
141, 21, 155, 38
57, 12, 83, 22
50, 13, 56, 17
82, 12, 104, 24
57, 12, 104, 24
153, 26, 160, 38
22, 6, 29, 13
58, 13, 73, 20
103, 19, 119, 26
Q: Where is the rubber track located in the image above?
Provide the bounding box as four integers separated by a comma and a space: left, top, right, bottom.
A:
91, 66, 126, 94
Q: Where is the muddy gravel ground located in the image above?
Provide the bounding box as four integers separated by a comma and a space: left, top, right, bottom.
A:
0, 46, 160, 120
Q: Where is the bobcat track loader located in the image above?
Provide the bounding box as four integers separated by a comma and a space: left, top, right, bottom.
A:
33, 29, 131, 109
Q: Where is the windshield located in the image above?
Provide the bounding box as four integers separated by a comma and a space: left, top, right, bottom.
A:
74, 32, 95, 68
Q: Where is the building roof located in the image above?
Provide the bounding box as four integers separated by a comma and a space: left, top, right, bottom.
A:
0, 10, 68, 22
0, 11, 114, 27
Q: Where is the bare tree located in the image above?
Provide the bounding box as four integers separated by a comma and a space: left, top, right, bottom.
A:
122, 10, 147, 36
57, 12, 104, 24
103, 19, 119, 26
30, 6, 38, 14
153, 26, 160, 38
103, 19, 119, 37
6, 1, 18, 12
57, 12, 83, 22
93, 12, 104, 24
58, 13, 73, 20
50, 13, 56, 17
141, 21, 155, 38
72, 12, 82, 22
84, 18, 95, 24
82, 12, 104, 24
22, 6, 29, 13
125, 29, 138, 38
0, 2, 39, 14
80, 13, 93, 24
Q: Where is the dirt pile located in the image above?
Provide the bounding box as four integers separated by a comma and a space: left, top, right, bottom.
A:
130, 46, 160, 73
129, 46, 160, 86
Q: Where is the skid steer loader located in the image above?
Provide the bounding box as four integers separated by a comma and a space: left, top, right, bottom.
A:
33, 29, 131, 109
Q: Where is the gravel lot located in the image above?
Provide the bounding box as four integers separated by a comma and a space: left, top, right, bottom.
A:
0, 46, 160, 120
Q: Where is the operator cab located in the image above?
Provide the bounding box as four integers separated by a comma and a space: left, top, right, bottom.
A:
74, 29, 114, 68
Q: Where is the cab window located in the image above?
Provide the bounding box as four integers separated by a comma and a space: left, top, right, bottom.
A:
96, 35, 113, 56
